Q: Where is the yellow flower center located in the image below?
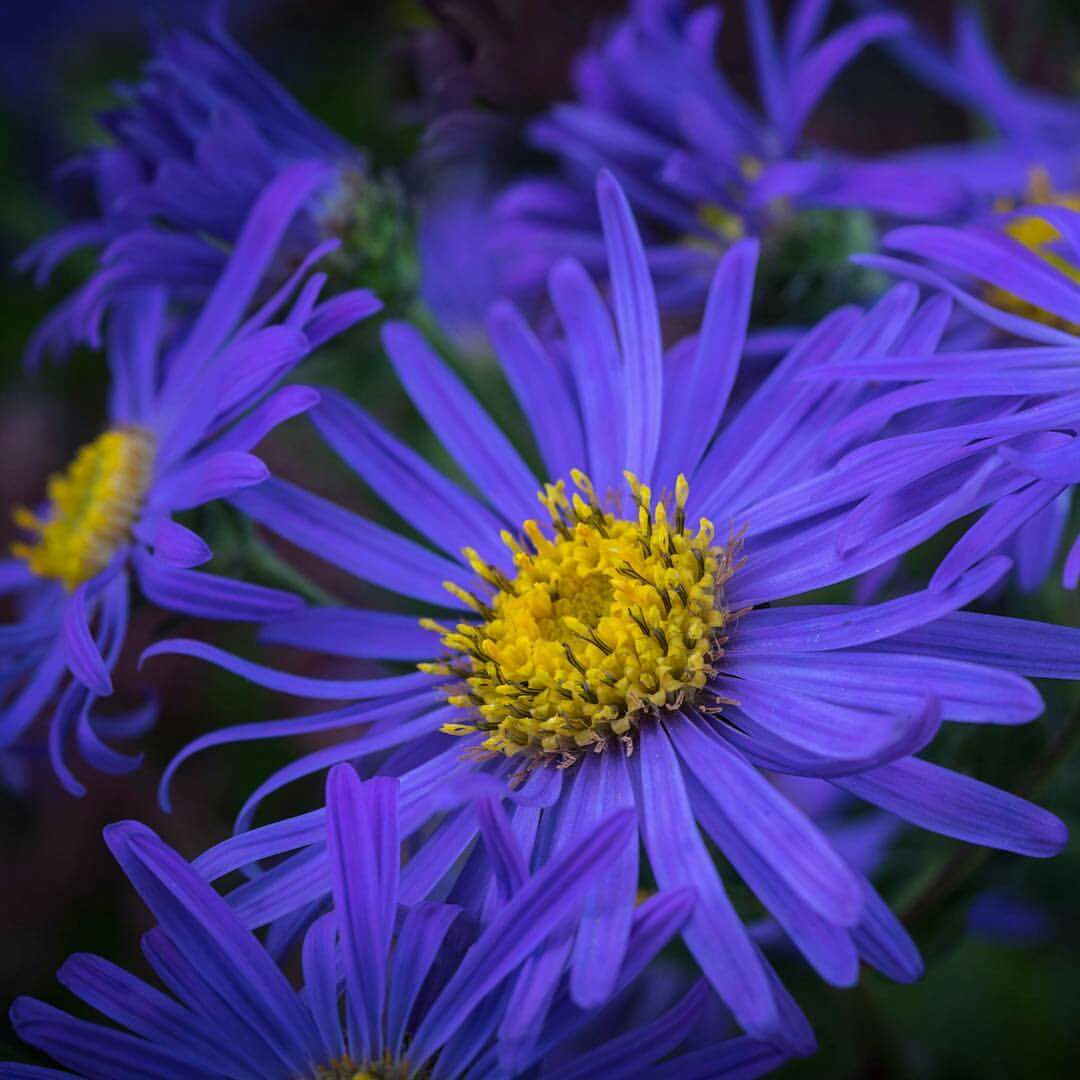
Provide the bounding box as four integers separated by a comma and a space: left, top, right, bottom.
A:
423, 470, 735, 763
987, 167, 1080, 334
11, 427, 156, 590
312, 1053, 412, 1080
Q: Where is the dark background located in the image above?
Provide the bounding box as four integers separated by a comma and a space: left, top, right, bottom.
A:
0, 2, 1078, 1076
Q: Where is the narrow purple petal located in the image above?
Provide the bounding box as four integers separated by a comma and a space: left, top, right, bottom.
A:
833, 757, 1068, 858
596, 170, 663, 481
61, 585, 112, 696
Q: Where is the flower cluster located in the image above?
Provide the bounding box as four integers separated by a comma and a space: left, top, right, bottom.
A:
2, 3, 1078, 1078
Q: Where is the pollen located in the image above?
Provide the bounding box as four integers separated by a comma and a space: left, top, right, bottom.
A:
987, 167, 1080, 334
313, 1053, 411, 1080
423, 470, 736, 763
11, 427, 156, 591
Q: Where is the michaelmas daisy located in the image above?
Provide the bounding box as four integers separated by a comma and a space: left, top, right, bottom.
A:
147, 173, 1073, 1048
1, 163, 379, 792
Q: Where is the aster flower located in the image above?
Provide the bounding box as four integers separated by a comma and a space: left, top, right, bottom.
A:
863, 196, 1080, 344
489, 0, 968, 316
145, 173, 1074, 1048
821, 204, 1080, 591
0, 764, 789, 1079
851, 1, 1080, 203
0, 162, 380, 793
16, 6, 385, 366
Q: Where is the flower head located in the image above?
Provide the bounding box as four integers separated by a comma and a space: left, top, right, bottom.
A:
831, 203, 1080, 591
853, 1, 1080, 204
147, 173, 1073, 1048
489, 0, 967, 315
2, 764, 787, 1079
1, 163, 380, 793
424, 469, 732, 760
17, 9, 386, 366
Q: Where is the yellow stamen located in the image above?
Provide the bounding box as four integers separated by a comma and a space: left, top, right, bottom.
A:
429, 471, 737, 763
986, 167, 1080, 333
11, 427, 156, 590
312, 1051, 411, 1080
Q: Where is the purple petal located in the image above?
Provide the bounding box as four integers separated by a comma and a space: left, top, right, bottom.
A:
133, 549, 301, 621
834, 757, 1068, 857
596, 170, 663, 481
673, 718, 864, 927
61, 585, 112, 697
407, 807, 637, 1067
150, 520, 213, 569
381, 321, 537, 525
326, 768, 399, 1060
634, 722, 779, 1039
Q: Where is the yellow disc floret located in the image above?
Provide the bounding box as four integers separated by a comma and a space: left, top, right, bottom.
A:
987, 167, 1080, 334
12, 427, 156, 590
422, 470, 736, 763
313, 1052, 412, 1080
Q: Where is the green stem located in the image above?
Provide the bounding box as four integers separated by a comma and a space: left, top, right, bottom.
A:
245, 536, 340, 607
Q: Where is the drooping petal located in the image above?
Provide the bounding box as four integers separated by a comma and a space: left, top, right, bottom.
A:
634, 721, 779, 1040
673, 718, 864, 926
834, 757, 1068, 857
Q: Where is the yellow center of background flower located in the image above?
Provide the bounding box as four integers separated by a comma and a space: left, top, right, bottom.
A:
12, 427, 156, 590
424, 470, 733, 762
312, 1052, 413, 1080
987, 168, 1080, 334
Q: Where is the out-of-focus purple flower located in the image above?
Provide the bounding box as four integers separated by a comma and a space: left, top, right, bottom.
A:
488, 0, 970, 315
852, 2, 1080, 203
1, 163, 380, 793
144, 174, 1074, 1049
417, 148, 505, 357
966, 887, 1052, 944
1, 765, 788, 1079
17, 7, 370, 367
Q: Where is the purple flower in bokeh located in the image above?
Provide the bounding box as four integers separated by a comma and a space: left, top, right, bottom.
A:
17, 6, 367, 367
488, 0, 969, 315
1, 765, 789, 1079
144, 174, 1073, 1049
852, 1, 1080, 204
1, 163, 379, 794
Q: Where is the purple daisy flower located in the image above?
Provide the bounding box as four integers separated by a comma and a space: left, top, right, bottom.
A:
865, 200, 1080, 344
489, 0, 969, 315
145, 173, 1072, 1048
819, 204, 1080, 590
851, 1, 1080, 203
0, 764, 788, 1079
16, 5, 368, 367
0, 162, 380, 793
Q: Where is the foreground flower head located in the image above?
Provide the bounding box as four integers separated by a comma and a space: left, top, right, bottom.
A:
0, 163, 380, 793
490, 0, 968, 314
0, 765, 788, 1079
17, 7, 378, 367
146, 173, 1074, 1048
